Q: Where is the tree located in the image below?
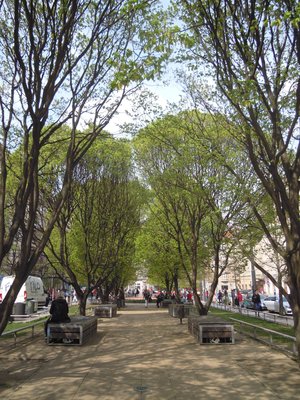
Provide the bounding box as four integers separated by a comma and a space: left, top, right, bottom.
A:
135, 205, 184, 297
176, 0, 300, 357
45, 136, 142, 315
134, 112, 250, 314
0, 0, 172, 333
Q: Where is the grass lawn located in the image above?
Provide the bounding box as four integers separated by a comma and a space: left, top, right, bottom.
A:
210, 307, 295, 337
3, 304, 80, 333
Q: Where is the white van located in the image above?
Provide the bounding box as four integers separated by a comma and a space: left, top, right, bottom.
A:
0, 275, 48, 307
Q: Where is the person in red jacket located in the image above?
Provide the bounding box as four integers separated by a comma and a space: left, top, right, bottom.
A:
234, 290, 243, 307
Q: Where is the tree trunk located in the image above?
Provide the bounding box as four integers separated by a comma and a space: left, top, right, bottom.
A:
173, 274, 180, 300
77, 292, 89, 316
164, 273, 171, 297
0, 292, 16, 334
287, 250, 300, 361
100, 291, 110, 304
193, 290, 208, 315
79, 300, 86, 316
0, 271, 29, 334
278, 272, 284, 315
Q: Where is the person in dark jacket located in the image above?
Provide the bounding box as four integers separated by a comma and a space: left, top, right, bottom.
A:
156, 291, 164, 308
252, 290, 261, 315
44, 292, 70, 339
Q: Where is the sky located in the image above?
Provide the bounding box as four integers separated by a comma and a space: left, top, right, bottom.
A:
106, 0, 182, 137
106, 82, 182, 137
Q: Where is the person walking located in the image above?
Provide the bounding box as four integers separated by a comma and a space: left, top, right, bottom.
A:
237, 290, 243, 306
231, 289, 236, 306
235, 290, 243, 310
252, 290, 261, 316
143, 289, 151, 308
187, 291, 193, 303
217, 290, 223, 304
223, 289, 229, 305
156, 291, 164, 308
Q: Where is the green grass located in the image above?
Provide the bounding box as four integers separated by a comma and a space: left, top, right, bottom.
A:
3, 304, 80, 333
209, 307, 295, 337
3, 316, 47, 333
207, 308, 297, 356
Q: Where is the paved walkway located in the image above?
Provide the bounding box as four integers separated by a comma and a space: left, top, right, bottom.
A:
0, 302, 299, 400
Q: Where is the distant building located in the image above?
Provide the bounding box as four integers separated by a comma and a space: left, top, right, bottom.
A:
208, 235, 288, 296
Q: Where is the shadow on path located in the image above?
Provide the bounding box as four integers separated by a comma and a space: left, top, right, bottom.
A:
0, 303, 299, 400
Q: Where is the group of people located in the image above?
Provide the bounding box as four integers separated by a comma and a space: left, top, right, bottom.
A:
142, 289, 169, 308
127, 288, 140, 297
229, 289, 243, 307
217, 288, 262, 313
217, 288, 244, 307
217, 289, 231, 305
142, 289, 166, 308
139, 287, 263, 313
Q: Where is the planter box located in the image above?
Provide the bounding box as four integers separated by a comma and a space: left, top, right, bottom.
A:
169, 304, 195, 318
161, 299, 176, 308
188, 315, 234, 344
94, 304, 117, 318
47, 316, 97, 345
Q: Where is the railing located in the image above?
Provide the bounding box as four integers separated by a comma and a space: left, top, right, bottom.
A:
212, 302, 293, 327
0, 320, 45, 347
230, 317, 297, 357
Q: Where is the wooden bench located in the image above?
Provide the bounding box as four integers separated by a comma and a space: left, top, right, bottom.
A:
188, 315, 235, 344
47, 316, 97, 345
94, 303, 117, 318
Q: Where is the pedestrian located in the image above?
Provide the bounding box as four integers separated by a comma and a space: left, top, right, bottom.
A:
252, 290, 261, 315
231, 289, 235, 305
237, 290, 243, 305
223, 289, 229, 305
234, 296, 239, 307
44, 292, 71, 342
234, 290, 243, 307
143, 289, 151, 308
217, 290, 223, 304
156, 291, 164, 308
45, 290, 51, 307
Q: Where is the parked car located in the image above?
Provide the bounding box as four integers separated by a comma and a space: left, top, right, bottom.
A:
264, 295, 292, 316
242, 292, 267, 311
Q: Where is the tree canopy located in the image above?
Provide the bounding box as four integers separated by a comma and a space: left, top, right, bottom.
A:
134, 111, 254, 313
0, 0, 173, 333
175, 0, 300, 357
